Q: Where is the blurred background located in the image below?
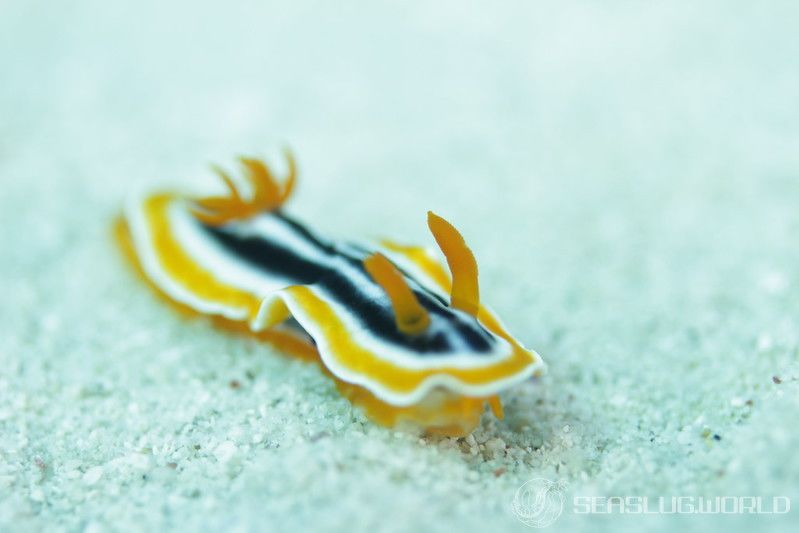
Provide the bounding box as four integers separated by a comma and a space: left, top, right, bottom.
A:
2, 1, 799, 531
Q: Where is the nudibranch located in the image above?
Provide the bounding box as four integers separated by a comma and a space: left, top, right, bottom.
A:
115, 152, 545, 436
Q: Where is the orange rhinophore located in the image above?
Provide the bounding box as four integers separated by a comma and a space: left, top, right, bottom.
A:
364, 252, 431, 336
427, 211, 480, 317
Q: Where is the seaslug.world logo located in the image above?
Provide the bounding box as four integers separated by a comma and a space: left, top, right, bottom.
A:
511, 477, 791, 527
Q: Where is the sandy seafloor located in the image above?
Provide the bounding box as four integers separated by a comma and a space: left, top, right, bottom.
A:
2, 1, 799, 532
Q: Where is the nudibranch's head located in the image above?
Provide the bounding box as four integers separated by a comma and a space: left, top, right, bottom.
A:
327, 211, 544, 436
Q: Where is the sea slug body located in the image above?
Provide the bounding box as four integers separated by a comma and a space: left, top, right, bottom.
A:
115, 152, 545, 436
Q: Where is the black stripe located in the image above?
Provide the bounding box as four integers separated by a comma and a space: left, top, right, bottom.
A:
199, 213, 495, 356
203, 217, 330, 285
315, 259, 494, 354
